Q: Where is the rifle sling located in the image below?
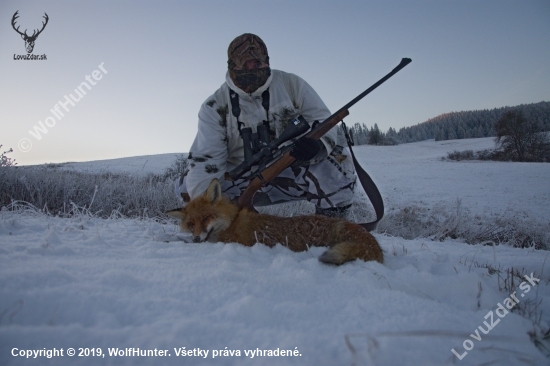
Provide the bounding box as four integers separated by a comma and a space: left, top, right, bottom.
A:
229, 88, 270, 132
341, 122, 384, 231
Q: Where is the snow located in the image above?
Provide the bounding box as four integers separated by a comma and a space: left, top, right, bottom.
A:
362, 138, 550, 220
1, 138, 549, 366
57, 153, 184, 177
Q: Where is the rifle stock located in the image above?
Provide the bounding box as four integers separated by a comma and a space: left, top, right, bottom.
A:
237, 58, 411, 212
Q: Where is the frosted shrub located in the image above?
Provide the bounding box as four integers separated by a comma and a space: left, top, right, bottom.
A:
162, 154, 189, 180
446, 150, 474, 161
0, 166, 180, 219
376, 201, 549, 250
0, 145, 16, 168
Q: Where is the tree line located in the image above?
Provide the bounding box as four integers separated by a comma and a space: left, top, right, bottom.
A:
346, 101, 550, 145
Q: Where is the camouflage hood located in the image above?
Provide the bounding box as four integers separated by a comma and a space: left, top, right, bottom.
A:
227, 33, 269, 70
227, 34, 271, 94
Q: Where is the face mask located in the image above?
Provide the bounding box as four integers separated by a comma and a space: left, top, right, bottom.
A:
230, 67, 271, 93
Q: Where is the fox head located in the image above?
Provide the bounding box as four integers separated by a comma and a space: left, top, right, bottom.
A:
166, 179, 237, 243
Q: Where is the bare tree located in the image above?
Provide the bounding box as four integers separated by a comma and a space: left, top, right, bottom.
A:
494, 110, 549, 162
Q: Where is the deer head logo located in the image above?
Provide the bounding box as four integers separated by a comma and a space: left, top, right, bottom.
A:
12, 11, 49, 54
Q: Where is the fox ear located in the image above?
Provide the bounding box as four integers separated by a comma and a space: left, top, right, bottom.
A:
166, 208, 186, 220
206, 179, 222, 204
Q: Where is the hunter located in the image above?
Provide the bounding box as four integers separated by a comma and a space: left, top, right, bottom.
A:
175, 33, 357, 217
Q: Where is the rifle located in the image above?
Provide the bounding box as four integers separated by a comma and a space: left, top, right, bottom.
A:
229, 58, 412, 229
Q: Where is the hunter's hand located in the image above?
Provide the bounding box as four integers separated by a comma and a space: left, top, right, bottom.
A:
290, 137, 322, 161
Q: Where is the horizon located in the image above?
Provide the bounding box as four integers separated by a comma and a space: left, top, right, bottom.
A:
1, 0, 549, 166
11, 100, 549, 167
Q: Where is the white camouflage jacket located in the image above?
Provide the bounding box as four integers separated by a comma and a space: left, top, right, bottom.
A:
186, 69, 338, 199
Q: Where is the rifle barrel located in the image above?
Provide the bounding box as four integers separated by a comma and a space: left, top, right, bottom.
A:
332, 58, 412, 120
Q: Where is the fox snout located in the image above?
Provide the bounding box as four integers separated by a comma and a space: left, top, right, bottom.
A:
190, 226, 215, 243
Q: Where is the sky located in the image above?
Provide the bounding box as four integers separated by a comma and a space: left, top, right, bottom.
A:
1, 0, 549, 166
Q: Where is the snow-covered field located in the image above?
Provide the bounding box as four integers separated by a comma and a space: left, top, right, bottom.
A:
1, 138, 549, 365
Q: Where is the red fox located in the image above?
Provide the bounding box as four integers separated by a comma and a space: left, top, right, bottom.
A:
166, 179, 383, 265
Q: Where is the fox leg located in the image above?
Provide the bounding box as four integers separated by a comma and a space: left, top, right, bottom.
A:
318, 241, 383, 265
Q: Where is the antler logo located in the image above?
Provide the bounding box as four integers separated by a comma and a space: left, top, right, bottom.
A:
12, 10, 49, 54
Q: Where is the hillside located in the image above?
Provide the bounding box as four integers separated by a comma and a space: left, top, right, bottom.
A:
348, 101, 550, 145
397, 101, 550, 143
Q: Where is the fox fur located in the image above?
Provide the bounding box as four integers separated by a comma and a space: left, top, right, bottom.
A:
166, 179, 383, 265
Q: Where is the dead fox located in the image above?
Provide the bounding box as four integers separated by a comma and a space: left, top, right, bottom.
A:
166, 179, 383, 265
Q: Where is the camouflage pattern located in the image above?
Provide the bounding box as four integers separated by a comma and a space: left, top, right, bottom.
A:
230, 67, 272, 94
227, 33, 269, 70
175, 145, 356, 210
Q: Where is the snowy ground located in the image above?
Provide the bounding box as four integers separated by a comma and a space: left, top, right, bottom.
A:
57, 153, 181, 177
364, 138, 550, 220
1, 138, 549, 365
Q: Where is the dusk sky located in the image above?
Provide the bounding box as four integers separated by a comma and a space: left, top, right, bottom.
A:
1, 0, 549, 166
